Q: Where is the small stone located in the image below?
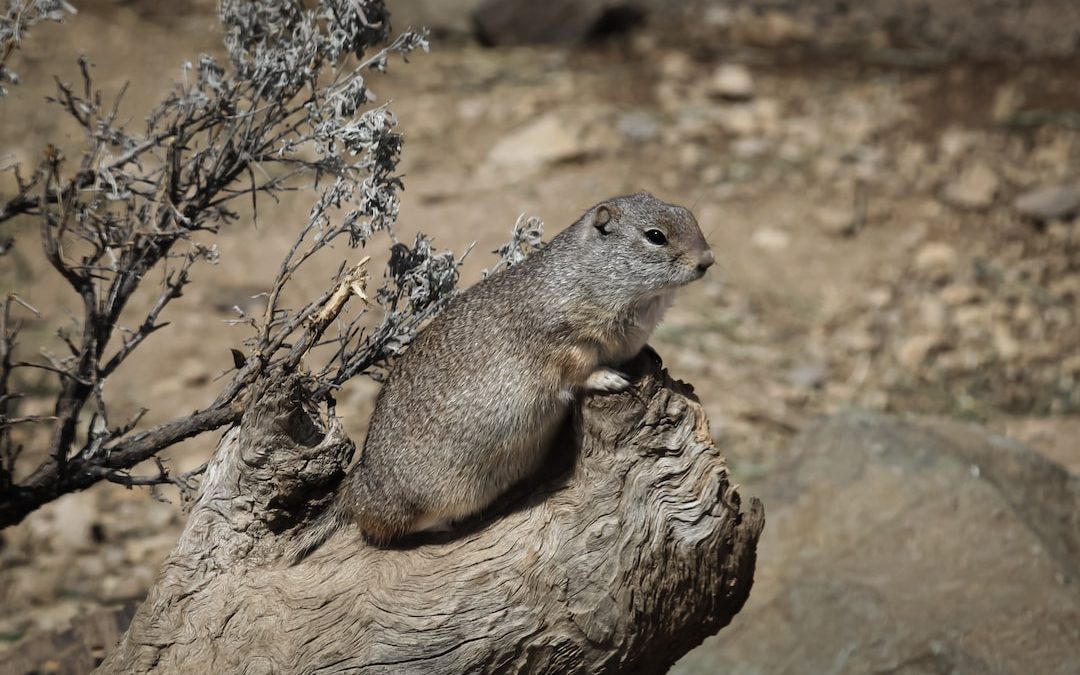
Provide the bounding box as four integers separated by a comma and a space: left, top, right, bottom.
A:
840, 328, 878, 353
752, 98, 782, 134
751, 227, 789, 251
731, 137, 770, 159
953, 305, 990, 332
942, 163, 999, 210
27, 603, 80, 634
1063, 353, 1080, 374
861, 390, 889, 411
456, 98, 486, 122
1013, 183, 1080, 221
738, 10, 812, 46
629, 31, 658, 55
941, 284, 979, 306
814, 206, 853, 237
992, 323, 1021, 361
1012, 302, 1037, 323
788, 361, 828, 390
991, 83, 1026, 124
919, 298, 948, 330
939, 127, 978, 159
660, 51, 694, 82
178, 357, 208, 387
679, 143, 704, 169
616, 111, 660, 142
897, 334, 942, 370
487, 114, 582, 172
707, 63, 754, 101
703, 6, 733, 27
913, 242, 959, 282
48, 492, 99, 554
896, 143, 929, 184
1047, 221, 1074, 242
675, 104, 713, 138
702, 165, 725, 184
716, 104, 757, 136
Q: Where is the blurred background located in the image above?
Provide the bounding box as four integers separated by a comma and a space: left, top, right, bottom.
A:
1, 0, 1078, 672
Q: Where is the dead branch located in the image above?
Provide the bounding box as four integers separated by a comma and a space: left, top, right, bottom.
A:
0, 0, 442, 527
100, 351, 764, 674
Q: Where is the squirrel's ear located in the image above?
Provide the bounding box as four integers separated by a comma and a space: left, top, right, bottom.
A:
592, 205, 613, 234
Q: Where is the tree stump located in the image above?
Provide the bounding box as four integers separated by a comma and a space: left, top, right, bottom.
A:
99, 350, 764, 674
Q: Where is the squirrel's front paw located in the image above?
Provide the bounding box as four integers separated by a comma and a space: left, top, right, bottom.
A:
584, 367, 632, 393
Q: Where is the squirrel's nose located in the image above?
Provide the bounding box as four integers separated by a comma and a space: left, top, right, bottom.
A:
696, 250, 715, 272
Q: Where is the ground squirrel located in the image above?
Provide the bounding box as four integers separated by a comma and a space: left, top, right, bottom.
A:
291, 192, 713, 560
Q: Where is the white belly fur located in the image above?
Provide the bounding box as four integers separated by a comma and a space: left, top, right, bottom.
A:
614, 290, 674, 363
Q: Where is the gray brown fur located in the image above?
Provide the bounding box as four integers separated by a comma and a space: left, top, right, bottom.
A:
291, 192, 713, 560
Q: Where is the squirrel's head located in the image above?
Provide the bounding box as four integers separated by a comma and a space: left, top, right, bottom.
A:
579, 192, 714, 294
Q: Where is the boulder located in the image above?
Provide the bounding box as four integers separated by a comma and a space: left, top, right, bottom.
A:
484, 110, 619, 176
389, 0, 482, 35
473, 0, 643, 46
674, 412, 1080, 675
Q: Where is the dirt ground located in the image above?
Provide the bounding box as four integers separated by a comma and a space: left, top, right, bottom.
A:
1, 0, 1079, 659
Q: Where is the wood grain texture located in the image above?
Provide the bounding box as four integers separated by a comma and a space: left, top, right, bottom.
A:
100, 351, 764, 674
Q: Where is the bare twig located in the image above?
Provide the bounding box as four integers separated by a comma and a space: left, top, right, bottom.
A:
0, 0, 443, 527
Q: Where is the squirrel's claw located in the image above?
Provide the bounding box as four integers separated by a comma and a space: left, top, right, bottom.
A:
584, 367, 632, 394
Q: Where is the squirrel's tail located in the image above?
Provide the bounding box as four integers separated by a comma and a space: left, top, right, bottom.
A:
284, 497, 349, 565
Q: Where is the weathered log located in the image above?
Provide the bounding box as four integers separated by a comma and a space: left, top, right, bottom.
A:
99, 351, 764, 674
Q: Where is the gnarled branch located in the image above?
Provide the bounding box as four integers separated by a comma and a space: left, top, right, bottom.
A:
99, 351, 764, 673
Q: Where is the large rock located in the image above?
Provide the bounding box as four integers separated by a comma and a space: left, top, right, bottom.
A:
712, 0, 1080, 59
473, 0, 644, 45
484, 110, 619, 176
674, 412, 1080, 675
389, 0, 482, 35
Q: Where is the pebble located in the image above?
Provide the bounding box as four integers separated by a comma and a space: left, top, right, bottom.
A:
660, 51, 694, 82
814, 206, 854, 237
940, 284, 979, 306
941, 163, 999, 210
1013, 183, 1080, 221
47, 493, 99, 554
788, 361, 828, 390
716, 104, 758, 136
679, 143, 705, 169
992, 323, 1021, 361
864, 288, 892, 308
913, 242, 959, 282
486, 114, 583, 171
918, 298, 948, 330
707, 63, 754, 101
731, 137, 770, 159
897, 334, 942, 370
990, 83, 1025, 123
616, 111, 660, 142
751, 227, 790, 251
939, 128, 978, 159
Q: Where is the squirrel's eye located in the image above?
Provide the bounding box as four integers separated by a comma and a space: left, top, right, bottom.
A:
644, 229, 668, 245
